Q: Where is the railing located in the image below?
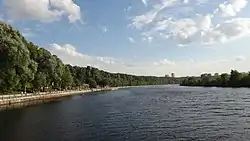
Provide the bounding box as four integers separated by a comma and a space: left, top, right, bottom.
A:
0, 87, 120, 107
0, 90, 89, 106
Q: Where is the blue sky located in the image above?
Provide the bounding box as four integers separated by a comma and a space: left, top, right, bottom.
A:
1, 0, 250, 76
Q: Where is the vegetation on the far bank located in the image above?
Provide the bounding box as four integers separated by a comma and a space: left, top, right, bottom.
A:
0, 22, 181, 94
181, 70, 250, 88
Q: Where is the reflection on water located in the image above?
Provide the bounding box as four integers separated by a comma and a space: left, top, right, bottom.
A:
1, 86, 250, 140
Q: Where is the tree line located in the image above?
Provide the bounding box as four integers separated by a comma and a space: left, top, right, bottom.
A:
180, 70, 250, 88
0, 22, 175, 94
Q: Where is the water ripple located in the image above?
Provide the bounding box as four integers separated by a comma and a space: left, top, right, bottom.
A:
1, 86, 250, 140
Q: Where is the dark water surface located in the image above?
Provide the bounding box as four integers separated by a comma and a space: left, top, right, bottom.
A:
1, 86, 250, 141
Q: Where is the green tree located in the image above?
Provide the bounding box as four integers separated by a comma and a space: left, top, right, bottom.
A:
33, 72, 47, 92
229, 70, 242, 87
61, 66, 73, 90
88, 78, 97, 88
100, 78, 111, 87
200, 73, 212, 86
0, 22, 37, 93
0, 21, 176, 94
219, 73, 229, 86
240, 72, 250, 87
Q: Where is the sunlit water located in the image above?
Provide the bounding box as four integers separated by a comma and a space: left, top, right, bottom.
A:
1, 85, 250, 140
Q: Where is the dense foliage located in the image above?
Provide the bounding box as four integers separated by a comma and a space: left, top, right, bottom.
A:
181, 70, 250, 88
0, 22, 174, 94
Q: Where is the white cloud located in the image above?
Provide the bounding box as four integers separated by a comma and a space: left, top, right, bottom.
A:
124, 5, 132, 12
50, 44, 84, 58
3, 0, 82, 23
216, 0, 248, 17
141, 0, 148, 6
142, 36, 153, 43
128, 37, 135, 43
130, 0, 250, 46
49, 43, 250, 76
131, 0, 178, 29
96, 57, 115, 65
0, 14, 4, 22
196, 0, 209, 5
100, 26, 108, 33
131, 0, 200, 44
48, 43, 157, 75
131, 10, 158, 29
34, 24, 49, 33
154, 59, 175, 66
49, 43, 118, 67
202, 18, 250, 44
197, 14, 212, 31
183, 0, 189, 4
143, 16, 200, 45
103, 27, 108, 33
50, 0, 82, 23
21, 27, 36, 38
235, 55, 246, 61
152, 56, 250, 76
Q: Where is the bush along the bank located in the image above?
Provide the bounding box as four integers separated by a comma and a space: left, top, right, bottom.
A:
181, 70, 250, 88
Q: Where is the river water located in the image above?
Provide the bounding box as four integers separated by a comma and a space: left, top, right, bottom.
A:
1, 85, 250, 140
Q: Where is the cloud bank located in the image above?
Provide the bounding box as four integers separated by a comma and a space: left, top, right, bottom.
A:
50, 43, 250, 76
3, 0, 82, 23
131, 0, 250, 46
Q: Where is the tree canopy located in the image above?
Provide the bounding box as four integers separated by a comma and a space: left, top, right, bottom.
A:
180, 70, 250, 88
0, 22, 175, 94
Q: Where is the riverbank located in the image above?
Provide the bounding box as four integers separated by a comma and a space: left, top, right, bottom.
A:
0, 87, 122, 111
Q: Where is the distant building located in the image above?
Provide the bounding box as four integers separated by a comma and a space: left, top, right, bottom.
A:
165, 74, 170, 77
171, 73, 175, 78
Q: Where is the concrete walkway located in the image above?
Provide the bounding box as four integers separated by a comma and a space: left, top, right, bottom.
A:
0, 87, 120, 106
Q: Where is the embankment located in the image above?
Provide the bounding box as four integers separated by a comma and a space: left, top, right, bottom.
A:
0, 87, 120, 111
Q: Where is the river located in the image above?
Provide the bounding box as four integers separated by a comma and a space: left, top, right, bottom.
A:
1, 85, 250, 140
